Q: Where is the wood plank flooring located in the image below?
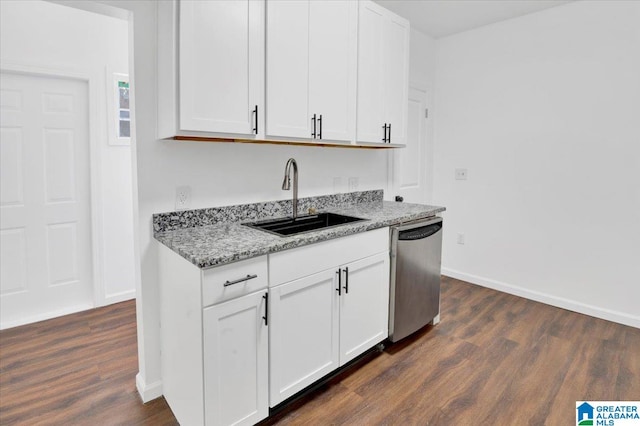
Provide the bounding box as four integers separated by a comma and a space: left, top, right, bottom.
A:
0, 301, 175, 425
1, 276, 638, 425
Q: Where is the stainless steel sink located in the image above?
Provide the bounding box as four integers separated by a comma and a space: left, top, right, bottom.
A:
244, 212, 367, 237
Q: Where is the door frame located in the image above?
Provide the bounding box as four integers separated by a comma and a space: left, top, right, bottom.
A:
1, 62, 105, 308
387, 81, 431, 203
41, 0, 151, 402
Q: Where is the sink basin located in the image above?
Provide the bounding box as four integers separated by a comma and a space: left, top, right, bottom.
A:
244, 212, 367, 237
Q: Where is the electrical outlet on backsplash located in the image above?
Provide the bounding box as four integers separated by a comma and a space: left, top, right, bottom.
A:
348, 177, 359, 192
175, 186, 191, 210
333, 177, 343, 193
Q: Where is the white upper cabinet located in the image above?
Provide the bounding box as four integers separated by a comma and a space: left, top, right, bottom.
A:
383, 13, 410, 145
158, 0, 265, 139
308, 1, 358, 142
355, 1, 385, 144
266, 0, 357, 143
158, 0, 408, 147
180, 0, 264, 136
356, 0, 410, 145
265, 1, 309, 139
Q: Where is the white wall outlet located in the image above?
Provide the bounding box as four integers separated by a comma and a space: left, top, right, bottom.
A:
455, 168, 468, 180
175, 186, 191, 210
333, 177, 342, 193
457, 233, 465, 245
348, 177, 359, 192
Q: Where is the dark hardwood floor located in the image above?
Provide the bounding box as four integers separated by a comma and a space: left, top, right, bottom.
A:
0, 300, 175, 425
1, 277, 638, 425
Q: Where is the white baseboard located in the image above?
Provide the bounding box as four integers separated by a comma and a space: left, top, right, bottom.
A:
0, 303, 94, 330
104, 289, 136, 305
136, 373, 163, 403
1, 289, 136, 330
442, 267, 640, 329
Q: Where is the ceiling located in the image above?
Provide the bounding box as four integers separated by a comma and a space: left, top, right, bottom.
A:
375, 0, 574, 38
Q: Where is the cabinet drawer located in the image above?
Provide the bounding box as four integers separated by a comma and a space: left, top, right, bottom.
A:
202, 256, 268, 307
269, 227, 388, 287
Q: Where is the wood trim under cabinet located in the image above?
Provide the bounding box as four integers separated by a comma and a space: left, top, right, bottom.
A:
169, 136, 405, 149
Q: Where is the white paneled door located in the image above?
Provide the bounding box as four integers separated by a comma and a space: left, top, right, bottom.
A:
0, 72, 93, 329
391, 86, 429, 203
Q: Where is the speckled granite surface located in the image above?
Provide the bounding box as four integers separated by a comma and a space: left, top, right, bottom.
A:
154, 191, 445, 269
153, 190, 383, 233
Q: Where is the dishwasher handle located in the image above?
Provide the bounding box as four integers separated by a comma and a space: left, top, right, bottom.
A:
398, 222, 442, 241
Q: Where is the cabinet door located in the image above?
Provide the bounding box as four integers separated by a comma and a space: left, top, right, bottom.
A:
269, 269, 339, 406
266, 0, 310, 139
339, 252, 390, 365
308, 0, 357, 142
180, 0, 264, 135
356, 0, 386, 143
383, 13, 410, 145
203, 291, 268, 426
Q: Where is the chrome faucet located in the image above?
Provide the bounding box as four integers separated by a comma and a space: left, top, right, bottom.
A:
281, 158, 299, 219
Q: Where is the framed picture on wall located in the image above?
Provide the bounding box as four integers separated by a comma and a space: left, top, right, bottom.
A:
107, 71, 131, 146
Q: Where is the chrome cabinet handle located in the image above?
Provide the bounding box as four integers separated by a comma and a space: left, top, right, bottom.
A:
223, 274, 258, 287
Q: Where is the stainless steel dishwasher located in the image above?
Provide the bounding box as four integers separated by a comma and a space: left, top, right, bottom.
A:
389, 216, 443, 342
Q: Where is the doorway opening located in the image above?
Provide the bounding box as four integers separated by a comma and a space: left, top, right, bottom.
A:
0, 0, 138, 329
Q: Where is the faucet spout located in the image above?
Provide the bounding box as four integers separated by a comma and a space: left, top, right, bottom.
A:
282, 158, 299, 219
281, 175, 290, 190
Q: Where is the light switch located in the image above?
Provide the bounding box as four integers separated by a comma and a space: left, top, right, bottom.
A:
455, 169, 468, 180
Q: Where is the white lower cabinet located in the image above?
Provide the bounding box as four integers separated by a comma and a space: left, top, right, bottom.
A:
159, 246, 269, 426
269, 269, 340, 405
268, 229, 390, 407
203, 291, 269, 426
159, 227, 390, 424
339, 252, 390, 365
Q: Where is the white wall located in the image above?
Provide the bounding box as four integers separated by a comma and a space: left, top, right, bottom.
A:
148, 141, 390, 210
0, 1, 136, 304
433, 1, 640, 327
410, 28, 436, 90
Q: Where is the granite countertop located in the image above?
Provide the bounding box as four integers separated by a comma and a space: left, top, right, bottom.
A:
153, 191, 445, 269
